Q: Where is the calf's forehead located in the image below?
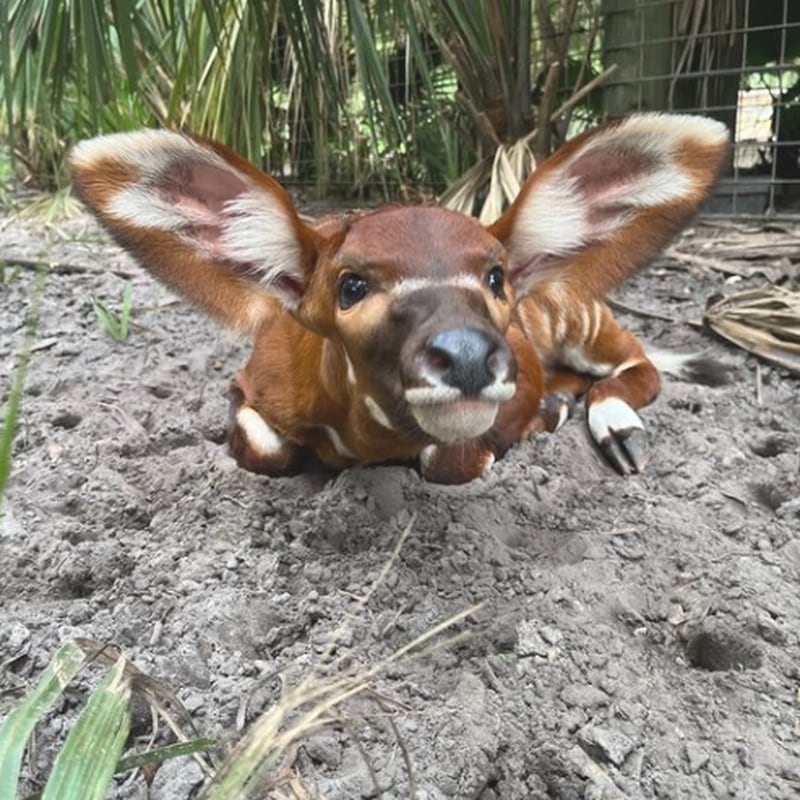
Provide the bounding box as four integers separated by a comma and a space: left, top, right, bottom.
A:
337, 207, 502, 278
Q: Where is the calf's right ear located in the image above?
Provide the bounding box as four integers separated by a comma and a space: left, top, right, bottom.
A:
70, 131, 320, 333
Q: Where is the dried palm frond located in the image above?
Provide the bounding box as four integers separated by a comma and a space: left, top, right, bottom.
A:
439, 131, 537, 222
704, 286, 800, 376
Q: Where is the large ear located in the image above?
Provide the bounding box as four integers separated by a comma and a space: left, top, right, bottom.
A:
489, 114, 729, 298
69, 131, 320, 333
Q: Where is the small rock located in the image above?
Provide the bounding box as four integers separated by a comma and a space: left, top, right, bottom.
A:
539, 625, 563, 645
181, 692, 205, 713
560, 684, 609, 709
577, 724, 636, 766
4, 623, 31, 654
721, 518, 744, 537
150, 757, 204, 800
755, 537, 771, 551
781, 539, 800, 565
215, 454, 239, 474
757, 617, 787, 646
776, 498, 800, 519
516, 621, 550, 658
685, 742, 710, 773
303, 731, 341, 768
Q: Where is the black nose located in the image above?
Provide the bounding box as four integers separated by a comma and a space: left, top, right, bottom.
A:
424, 327, 508, 396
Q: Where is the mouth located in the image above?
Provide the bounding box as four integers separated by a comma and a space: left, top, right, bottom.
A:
405, 382, 516, 443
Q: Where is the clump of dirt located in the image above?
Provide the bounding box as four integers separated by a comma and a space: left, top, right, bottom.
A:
1, 213, 799, 798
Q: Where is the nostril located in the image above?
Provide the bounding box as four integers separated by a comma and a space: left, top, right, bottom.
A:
425, 346, 453, 374
423, 327, 502, 396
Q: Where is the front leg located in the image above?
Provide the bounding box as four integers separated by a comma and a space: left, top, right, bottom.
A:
419, 441, 498, 484
556, 303, 659, 475
228, 381, 305, 475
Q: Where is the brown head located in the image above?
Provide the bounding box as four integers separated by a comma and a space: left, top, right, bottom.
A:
296, 205, 517, 443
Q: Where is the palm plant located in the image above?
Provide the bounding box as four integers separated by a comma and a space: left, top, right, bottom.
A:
2, 0, 613, 204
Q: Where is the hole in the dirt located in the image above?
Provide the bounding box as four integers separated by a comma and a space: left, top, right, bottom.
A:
52, 411, 82, 429
58, 570, 96, 599
749, 434, 794, 458
146, 382, 173, 399
685, 629, 763, 671
203, 424, 228, 445
668, 398, 702, 414
751, 483, 791, 511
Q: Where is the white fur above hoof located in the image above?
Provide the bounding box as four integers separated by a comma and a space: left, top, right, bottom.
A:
588, 398, 649, 475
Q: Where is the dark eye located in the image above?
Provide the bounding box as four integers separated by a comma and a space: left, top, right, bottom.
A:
487, 265, 506, 299
339, 273, 369, 310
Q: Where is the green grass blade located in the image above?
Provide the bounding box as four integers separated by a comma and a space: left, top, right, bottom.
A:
344, 0, 404, 144
0, 266, 46, 513
41, 656, 132, 800
109, 0, 140, 90
91, 298, 119, 341
115, 737, 215, 775
0, 0, 14, 165
0, 641, 88, 800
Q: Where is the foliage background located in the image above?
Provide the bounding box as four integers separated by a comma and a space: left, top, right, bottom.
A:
1, 1, 797, 208
1, 0, 629, 204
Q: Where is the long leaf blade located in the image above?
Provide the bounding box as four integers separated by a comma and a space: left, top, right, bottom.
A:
41, 656, 132, 800
0, 641, 87, 800
115, 737, 215, 776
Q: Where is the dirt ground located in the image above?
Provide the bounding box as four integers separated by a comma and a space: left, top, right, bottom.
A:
1, 209, 799, 800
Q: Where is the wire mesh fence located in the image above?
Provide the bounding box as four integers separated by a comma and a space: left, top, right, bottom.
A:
4, 1, 797, 217
598, 0, 800, 216
277, 0, 799, 217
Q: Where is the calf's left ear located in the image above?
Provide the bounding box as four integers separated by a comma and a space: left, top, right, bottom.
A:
489, 114, 729, 299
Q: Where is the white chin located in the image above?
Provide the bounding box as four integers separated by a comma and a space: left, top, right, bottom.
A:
410, 401, 499, 444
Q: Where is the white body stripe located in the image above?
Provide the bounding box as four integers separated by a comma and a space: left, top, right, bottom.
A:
324, 426, 356, 459
560, 346, 613, 377
365, 396, 394, 429
345, 354, 356, 385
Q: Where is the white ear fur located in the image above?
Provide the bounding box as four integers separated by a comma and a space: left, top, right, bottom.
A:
71, 131, 309, 309
502, 114, 729, 288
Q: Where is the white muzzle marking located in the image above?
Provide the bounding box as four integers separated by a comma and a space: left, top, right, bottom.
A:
411, 401, 500, 443
405, 380, 516, 443
404, 381, 516, 406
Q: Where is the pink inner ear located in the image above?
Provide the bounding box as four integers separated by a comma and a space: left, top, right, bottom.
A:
507, 149, 656, 291
567, 147, 655, 206
157, 162, 249, 225
153, 163, 268, 276
508, 252, 565, 287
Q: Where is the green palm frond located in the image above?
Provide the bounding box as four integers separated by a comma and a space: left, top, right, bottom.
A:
2, 0, 611, 201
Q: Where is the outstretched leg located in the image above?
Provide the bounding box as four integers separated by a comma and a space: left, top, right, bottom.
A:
558, 305, 659, 474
